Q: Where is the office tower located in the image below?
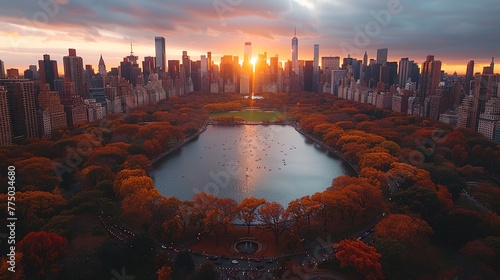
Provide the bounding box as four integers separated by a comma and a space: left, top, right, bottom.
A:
483, 57, 495, 75
270, 55, 279, 83
37, 84, 67, 138
39, 55, 60, 90
27, 65, 38, 80
182, 51, 191, 80
464, 60, 474, 94
168, 60, 180, 81
291, 28, 298, 74
0, 86, 11, 146
380, 62, 398, 87
6, 69, 20, 78
190, 60, 201, 91
312, 44, 319, 92
322, 57, 340, 71
120, 61, 134, 85
244, 42, 252, 66
155, 36, 166, 73
200, 55, 209, 93
304, 60, 314, 92
419, 55, 442, 103
0, 79, 38, 139
220, 55, 234, 84
363, 51, 368, 66
98, 55, 107, 77
207, 52, 212, 69
409, 61, 420, 89
61, 79, 88, 126
24, 67, 36, 80
331, 70, 347, 96
377, 48, 388, 64
0, 60, 5, 79
470, 74, 500, 130
63, 48, 85, 97
142, 56, 155, 84
398, 58, 410, 87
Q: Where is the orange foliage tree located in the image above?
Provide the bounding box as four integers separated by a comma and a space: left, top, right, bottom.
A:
334, 239, 384, 280
237, 197, 266, 234
259, 202, 290, 244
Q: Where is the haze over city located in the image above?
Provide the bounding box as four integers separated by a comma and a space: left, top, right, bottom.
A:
1, 0, 499, 74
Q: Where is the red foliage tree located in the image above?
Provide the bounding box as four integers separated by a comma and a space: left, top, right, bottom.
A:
18, 231, 68, 278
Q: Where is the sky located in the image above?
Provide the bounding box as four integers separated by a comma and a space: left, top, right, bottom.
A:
1, 0, 499, 75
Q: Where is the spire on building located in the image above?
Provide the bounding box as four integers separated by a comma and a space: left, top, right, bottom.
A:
130, 41, 134, 56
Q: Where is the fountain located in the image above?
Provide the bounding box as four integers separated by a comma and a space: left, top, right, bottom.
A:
235, 240, 260, 254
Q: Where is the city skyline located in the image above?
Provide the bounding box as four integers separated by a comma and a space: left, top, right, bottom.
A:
1, 0, 499, 74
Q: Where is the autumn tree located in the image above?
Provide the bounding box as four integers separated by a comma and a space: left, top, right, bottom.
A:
286, 196, 318, 234
10, 191, 67, 233
375, 214, 433, 249
236, 197, 266, 234
334, 239, 384, 280
18, 231, 68, 278
192, 192, 218, 228
214, 197, 238, 233
79, 165, 115, 188
15, 157, 59, 191
121, 188, 163, 226
113, 168, 147, 194
259, 202, 290, 245
311, 191, 335, 231
123, 154, 152, 171
359, 152, 398, 172
115, 175, 155, 197
203, 208, 226, 247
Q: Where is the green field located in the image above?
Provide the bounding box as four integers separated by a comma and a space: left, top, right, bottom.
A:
210, 110, 283, 122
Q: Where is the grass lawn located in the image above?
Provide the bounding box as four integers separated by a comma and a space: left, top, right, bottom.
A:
210, 110, 283, 122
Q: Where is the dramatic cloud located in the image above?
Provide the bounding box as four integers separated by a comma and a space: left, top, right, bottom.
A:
1, 0, 498, 73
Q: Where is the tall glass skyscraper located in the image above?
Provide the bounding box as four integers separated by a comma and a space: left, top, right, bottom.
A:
155, 36, 166, 73
313, 44, 319, 92
292, 29, 298, 75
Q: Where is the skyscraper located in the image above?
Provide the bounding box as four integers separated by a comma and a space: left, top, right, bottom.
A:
313, 44, 319, 92
398, 58, 410, 87
483, 57, 495, 74
470, 74, 500, 130
63, 49, 85, 97
377, 48, 388, 64
37, 84, 67, 138
0, 79, 38, 139
0, 86, 11, 146
39, 54, 59, 90
182, 51, 191, 80
291, 28, 298, 75
0, 60, 5, 79
419, 55, 442, 103
98, 55, 106, 77
155, 36, 166, 73
304, 60, 314, 92
363, 51, 368, 66
244, 42, 252, 67
465, 60, 474, 94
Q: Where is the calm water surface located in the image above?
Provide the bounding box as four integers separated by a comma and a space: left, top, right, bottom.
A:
152, 125, 354, 206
